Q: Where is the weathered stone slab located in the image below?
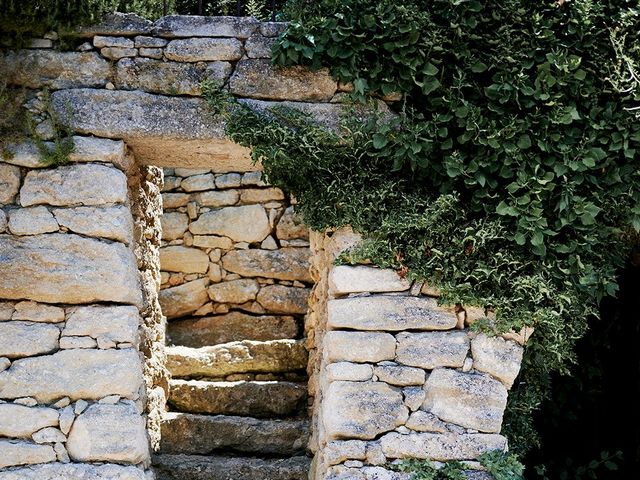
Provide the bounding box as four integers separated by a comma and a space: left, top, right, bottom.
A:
162, 193, 191, 209
160, 246, 210, 274
374, 364, 426, 386
0, 321, 60, 358
12, 301, 64, 323
63, 305, 139, 345
94, 36, 134, 48
256, 284, 310, 314
79, 12, 152, 36
181, 173, 215, 191
159, 278, 210, 319
153, 15, 258, 38
230, 59, 337, 101
207, 279, 259, 304
161, 211, 189, 241
323, 381, 408, 440
0, 50, 110, 89
326, 362, 373, 382
67, 403, 149, 463
169, 379, 306, 417
0, 164, 21, 205
0, 463, 149, 480
166, 340, 307, 377
323, 440, 367, 466
471, 334, 523, 388
222, 248, 312, 282
195, 190, 239, 207
380, 432, 507, 460
276, 206, 308, 240
328, 296, 457, 331
0, 440, 56, 469
405, 411, 448, 433
0, 210, 6, 232
53, 206, 133, 243
20, 164, 128, 207
0, 404, 59, 438
324, 331, 396, 363
330, 266, 410, 295
245, 34, 277, 58
116, 58, 232, 96
396, 331, 470, 369
165, 38, 243, 62
167, 312, 298, 347
0, 233, 142, 305
423, 369, 508, 433
0, 349, 143, 402
190, 205, 270, 243
135, 36, 168, 48
8, 207, 59, 235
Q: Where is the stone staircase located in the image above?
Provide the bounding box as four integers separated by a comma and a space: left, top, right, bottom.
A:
153, 339, 311, 480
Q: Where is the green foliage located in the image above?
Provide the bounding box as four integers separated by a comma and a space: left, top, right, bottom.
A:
0, 81, 28, 159
31, 91, 75, 167
391, 459, 467, 480
225, 0, 640, 462
534, 451, 623, 480
479, 451, 525, 480
201, 80, 232, 115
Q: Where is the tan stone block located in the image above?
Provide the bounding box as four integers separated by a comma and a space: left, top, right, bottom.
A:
189, 205, 270, 243
8, 207, 59, 235
0, 164, 21, 205
396, 331, 470, 369
329, 266, 410, 295
240, 187, 285, 204
471, 334, 523, 388
193, 235, 234, 249
12, 301, 64, 323
159, 278, 210, 319
324, 331, 396, 363
195, 190, 239, 207
0, 321, 60, 358
165, 38, 243, 62
207, 279, 260, 304
160, 245, 210, 274
0, 404, 59, 438
53, 206, 133, 243
275, 206, 308, 241
256, 284, 310, 314
222, 248, 312, 282
326, 362, 373, 382
0, 440, 56, 468
63, 305, 139, 345
324, 440, 367, 466
161, 212, 189, 241
374, 364, 426, 386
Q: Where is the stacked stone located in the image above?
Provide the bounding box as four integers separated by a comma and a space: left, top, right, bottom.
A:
309, 230, 525, 480
0, 138, 152, 478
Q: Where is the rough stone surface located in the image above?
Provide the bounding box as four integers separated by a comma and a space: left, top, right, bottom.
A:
0, 209, 6, 232
405, 411, 448, 433
324, 331, 396, 363
326, 363, 373, 382
67, 403, 149, 463
207, 279, 259, 304
0, 440, 56, 469
8, 207, 59, 235
256, 285, 310, 314
195, 190, 239, 207
374, 365, 426, 386
169, 379, 306, 417
53, 206, 134, 244
11, 302, 64, 323
276, 206, 308, 240
160, 412, 308, 455
0, 164, 21, 205
32, 426, 66, 444
380, 432, 507, 461
0, 234, 142, 305
63, 305, 139, 345
165, 38, 243, 62
190, 205, 270, 243
166, 340, 307, 377
230, 59, 336, 101
396, 331, 470, 369
167, 312, 298, 347
0, 404, 59, 438
181, 173, 216, 192
161, 212, 189, 241
330, 266, 410, 294
20, 164, 128, 207
160, 246, 210, 274
93, 36, 133, 48
0, 51, 110, 89
324, 440, 367, 466
471, 334, 524, 388
0, 321, 60, 359
153, 15, 259, 38
423, 369, 508, 433
80, 12, 152, 36
0, 349, 143, 403
159, 278, 210, 319
245, 34, 277, 58
323, 381, 408, 440
328, 296, 457, 331
222, 248, 312, 282
0, 463, 149, 480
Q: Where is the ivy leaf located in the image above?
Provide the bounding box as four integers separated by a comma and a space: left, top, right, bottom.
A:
372, 134, 388, 149
471, 61, 488, 73
517, 134, 532, 149
422, 78, 441, 94
423, 62, 438, 76
496, 201, 518, 216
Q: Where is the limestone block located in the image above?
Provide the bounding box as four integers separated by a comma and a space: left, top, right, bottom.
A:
256, 284, 310, 314
328, 296, 457, 331
403, 387, 426, 412
0, 440, 56, 469
181, 173, 216, 192
0, 404, 59, 438
216, 173, 242, 188
193, 235, 234, 249
93, 36, 134, 48
0, 302, 14, 320
405, 411, 447, 433
189, 205, 270, 243
326, 362, 373, 382
67, 403, 149, 463
161, 211, 189, 241
260, 22, 288, 37
0, 51, 110, 89
374, 364, 426, 386
471, 334, 524, 388
165, 38, 243, 62
134, 36, 167, 48
101, 47, 137, 60
162, 193, 191, 209
0, 164, 21, 205
0, 462, 149, 480
207, 279, 260, 304
20, 164, 128, 207
59, 337, 97, 349
0, 209, 6, 232
12, 301, 64, 323
0, 321, 60, 358
195, 190, 239, 207
230, 59, 337, 101
396, 331, 470, 369
0, 349, 143, 403
139, 47, 162, 59
324, 331, 396, 363
160, 246, 210, 274
153, 15, 258, 38
329, 266, 410, 295
324, 440, 367, 466
159, 278, 210, 319
0, 234, 142, 306
423, 369, 508, 433
222, 248, 312, 282
8, 207, 59, 235
380, 432, 507, 460
276, 206, 308, 240
245, 34, 277, 59
80, 12, 152, 36
323, 381, 409, 440
32, 426, 66, 444
240, 187, 285, 204
53, 206, 133, 243
63, 305, 139, 345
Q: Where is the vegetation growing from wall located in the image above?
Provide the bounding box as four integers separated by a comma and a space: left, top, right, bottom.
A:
222, 0, 640, 473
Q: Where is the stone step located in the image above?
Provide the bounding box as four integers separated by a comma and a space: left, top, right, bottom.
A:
160, 412, 309, 456
166, 339, 308, 378
169, 379, 307, 417
153, 454, 311, 480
